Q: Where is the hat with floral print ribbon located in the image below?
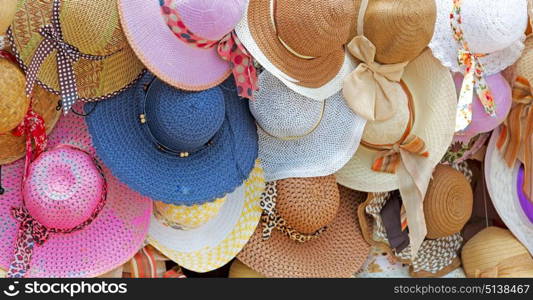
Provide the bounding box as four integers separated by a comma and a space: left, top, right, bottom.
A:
119, 0, 257, 99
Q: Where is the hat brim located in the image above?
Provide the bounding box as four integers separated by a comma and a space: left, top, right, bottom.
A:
0, 109, 151, 277
235, 0, 356, 100
236, 185, 370, 278
0, 85, 61, 165
335, 49, 456, 192
148, 164, 264, 273
118, 0, 232, 91
85, 72, 258, 205
485, 127, 533, 256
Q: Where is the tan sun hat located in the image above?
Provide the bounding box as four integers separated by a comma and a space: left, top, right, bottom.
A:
0, 0, 17, 35
9, 0, 144, 113
229, 260, 265, 278
461, 227, 533, 278
337, 48, 457, 257
237, 176, 370, 278
424, 164, 473, 239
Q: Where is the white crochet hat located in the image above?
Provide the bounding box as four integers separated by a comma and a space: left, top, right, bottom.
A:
250, 71, 366, 181
429, 0, 528, 75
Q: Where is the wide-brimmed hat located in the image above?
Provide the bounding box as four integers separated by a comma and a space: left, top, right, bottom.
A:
235, 0, 357, 101
0, 54, 60, 165
9, 0, 145, 113
0, 0, 16, 36
148, 162, 264, 273
336, 49, 456, 256
0, 110, 152, 277
249, 71, 366, 181
85, 72, 258, 205
485, 127, 533, 255
119, 0, 257, 99
343, 0, 436, 121
461, 227, 533, 277
237, 176, 370, 278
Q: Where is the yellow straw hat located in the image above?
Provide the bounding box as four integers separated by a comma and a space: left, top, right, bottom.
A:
229, 260, 265, 278
0, 0, 17, 36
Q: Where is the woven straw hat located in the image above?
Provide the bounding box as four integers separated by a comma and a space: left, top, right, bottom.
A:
0, 64, 60, 165
353, 0, 436, 64
485, 127, 533, 255
237, 176, 370, 278
429, 0, 527, 75
148, 163, 264, 273
461, 227, 533, 278
235, 0, 357, 101
249, 70, 366, 181
0, 109, 151, 277
424, 164, 473, 239
9, 0, 144, 103
0, 0, 17, 35
336, 49, 456, 192
229, 259, 265, 278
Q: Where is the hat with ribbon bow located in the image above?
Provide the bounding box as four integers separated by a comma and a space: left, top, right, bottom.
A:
9, 0, 145, 114
343, 0, 435, 121
336, 49, 457, 258
118, 0, 257, 99
462, 227, 533, 278
237, 176, 370, 278
0, 110, 151, 278
429, 0, 528, 132
0, 51, 60, 166
234, 0, 357, 101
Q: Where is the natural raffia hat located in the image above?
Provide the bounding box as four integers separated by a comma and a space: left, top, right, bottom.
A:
237, 176, 370, 278
0, 0, 16, 36
9, 0, 144, 113
461, 227, 533, 278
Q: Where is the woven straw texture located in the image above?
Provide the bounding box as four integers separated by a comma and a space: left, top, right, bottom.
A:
0, 106, 151, 277
148, 163, 264, 273
424, 164, 473, 239
360, 0, 436, 64
0, 0, 16, 35
85, 73, 258, 205
153, 197, 226, 230
429, 0, 527, 75
118, 0, 246, 91
461, 227, 533, 277
235, 0, 357, 101
0, 84, 60, 165
516, 37, 533, 82
10, 0, 144, 101
250, 71, 366, 181
485, 127, 533, 255
336, 49, 456, 192
237, 181, 370, 278
229, 259, 265, 278
0, 59, 28, 134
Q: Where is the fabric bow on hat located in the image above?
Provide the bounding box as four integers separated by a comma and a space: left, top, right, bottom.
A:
497, 76, 533, 203
25, 0, 116, 114
343, 36, 407, 121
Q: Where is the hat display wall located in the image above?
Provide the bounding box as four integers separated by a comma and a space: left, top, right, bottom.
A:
343, 0, 435, 121
249, 71, 366, 181
452, 72, 512, 143
237, 177, 370, 278
9, 0, 145, 113
119, 0, 258, 99
485, 127, 533, 255
0, 110, 152, 277
461, 227, 533, 277
337, 49, 457, 257
235, 0, 357, 101
85, 72, 258, 205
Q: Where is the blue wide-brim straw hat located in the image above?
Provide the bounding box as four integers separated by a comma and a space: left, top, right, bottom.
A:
85, 72, 258, 205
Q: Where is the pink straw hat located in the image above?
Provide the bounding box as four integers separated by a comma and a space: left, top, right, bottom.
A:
119, 0, 257, 98
453, 72, 512, 143
0, 107, 152, 278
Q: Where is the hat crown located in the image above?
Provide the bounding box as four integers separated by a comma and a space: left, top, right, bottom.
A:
274, 0, 355, 57
23, 147, 105, 230
154, 197, 225, 230
144, 80, 225, 153
459, 0, 527, 54
276, 176, 339, 234
165, 0, 246, 41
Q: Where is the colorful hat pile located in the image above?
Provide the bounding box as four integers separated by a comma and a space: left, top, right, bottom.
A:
0, 0, 532, 279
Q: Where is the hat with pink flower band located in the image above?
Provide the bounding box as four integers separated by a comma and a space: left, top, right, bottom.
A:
0, 107, 152, 278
